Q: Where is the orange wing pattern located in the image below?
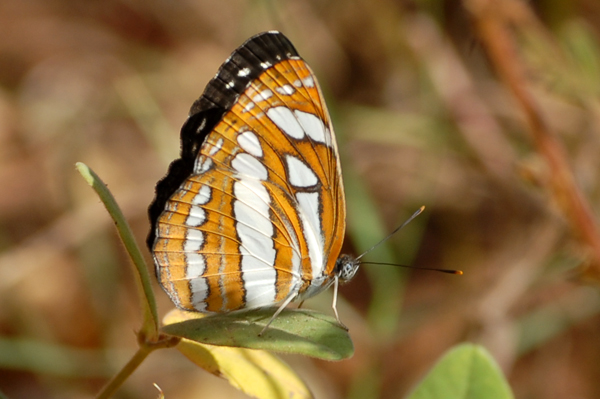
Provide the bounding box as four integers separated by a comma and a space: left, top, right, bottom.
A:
148, 32, 349, 314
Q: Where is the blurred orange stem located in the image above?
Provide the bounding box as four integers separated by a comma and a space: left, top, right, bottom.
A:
465, 0, 600, 277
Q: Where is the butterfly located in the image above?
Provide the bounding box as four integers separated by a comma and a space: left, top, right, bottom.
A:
147, 31, 361, 332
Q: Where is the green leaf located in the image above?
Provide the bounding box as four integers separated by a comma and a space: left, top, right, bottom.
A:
161, 308, 353, 361
75, 162, 159, 341
177, 339, 312, 399
407, 343, 514, 399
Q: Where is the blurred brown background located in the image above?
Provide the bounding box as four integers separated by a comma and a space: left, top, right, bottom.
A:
2, 0, 600, 398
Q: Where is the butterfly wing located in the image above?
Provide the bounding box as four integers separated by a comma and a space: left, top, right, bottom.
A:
148, 32, 345, 312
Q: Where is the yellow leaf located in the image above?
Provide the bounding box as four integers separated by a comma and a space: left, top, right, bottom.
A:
177, 338, 313, 399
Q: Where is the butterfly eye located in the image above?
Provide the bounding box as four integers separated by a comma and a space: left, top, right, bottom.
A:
334, 254, 360, 283
340, 260, 360, 283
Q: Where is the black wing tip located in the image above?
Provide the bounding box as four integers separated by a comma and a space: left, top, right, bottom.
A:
189, 31, 299, 115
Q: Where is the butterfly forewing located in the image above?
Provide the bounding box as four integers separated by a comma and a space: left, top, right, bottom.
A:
150, 31, 345, 314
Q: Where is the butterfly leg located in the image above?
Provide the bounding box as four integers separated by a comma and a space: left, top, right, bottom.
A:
332, 276, 348, 330
259, 290, 299, 336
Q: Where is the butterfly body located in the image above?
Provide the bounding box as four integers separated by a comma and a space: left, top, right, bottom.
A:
148, 31, 356, 320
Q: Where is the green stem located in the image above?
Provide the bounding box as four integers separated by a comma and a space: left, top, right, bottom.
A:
95, 335, 179, 399
95, 346, 152, 399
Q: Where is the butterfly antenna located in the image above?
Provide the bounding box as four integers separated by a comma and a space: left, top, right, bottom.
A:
356, 206, 425, 261
360, 261, 462, 275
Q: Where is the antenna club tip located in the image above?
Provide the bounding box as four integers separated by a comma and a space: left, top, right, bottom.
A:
419, 205, 425, 211
455, 270, 463, 275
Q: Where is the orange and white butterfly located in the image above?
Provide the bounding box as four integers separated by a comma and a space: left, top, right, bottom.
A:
148, 31, 359, 330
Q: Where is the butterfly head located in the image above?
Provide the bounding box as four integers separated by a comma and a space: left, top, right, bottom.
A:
335, 254, 360, 283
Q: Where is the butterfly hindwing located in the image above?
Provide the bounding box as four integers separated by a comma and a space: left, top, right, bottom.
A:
149, 31, 346, 313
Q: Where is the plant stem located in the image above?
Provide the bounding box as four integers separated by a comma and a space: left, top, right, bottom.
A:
95, 346, 152, 399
